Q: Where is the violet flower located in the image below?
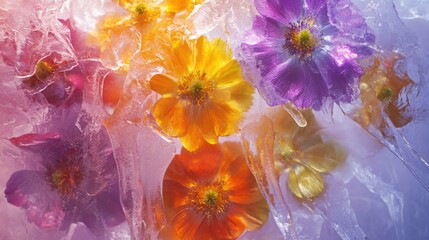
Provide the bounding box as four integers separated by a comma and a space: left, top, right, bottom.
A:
4, 113, 125, 234
242, 0, 374, 110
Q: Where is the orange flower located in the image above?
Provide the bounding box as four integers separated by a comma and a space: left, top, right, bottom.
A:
162, 142, 269, 240
354, 54, 415, 129
149, 36, 254, 152
242, 107, 346, 199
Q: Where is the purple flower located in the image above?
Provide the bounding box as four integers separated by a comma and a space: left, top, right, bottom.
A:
242, 0, 374, 110
4, 115, 125, 234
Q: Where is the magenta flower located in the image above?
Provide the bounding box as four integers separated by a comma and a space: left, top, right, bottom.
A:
4, 115, 125, 234
242, 0, 374, 110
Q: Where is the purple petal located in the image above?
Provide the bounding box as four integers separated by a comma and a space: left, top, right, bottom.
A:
95, 182, 125, 227
305, 0, 327, 13
252, 16, 285, 39
314, 51, 361, 103
259, 58, 329, 110
251, 39, 286, 77
254, 0, 302, 24
327, 0, 375, 47
4, 170, 64, 228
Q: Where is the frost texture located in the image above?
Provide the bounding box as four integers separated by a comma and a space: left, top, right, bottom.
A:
105, 82, 175, 240
1, 0, 429, 239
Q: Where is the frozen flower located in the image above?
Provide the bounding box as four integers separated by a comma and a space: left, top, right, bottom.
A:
149, 36, 254, 152
243, 107, 346, 199
162, 0, 205, 14
162, 142, 269, 240
241, 0, 374, 110
90, 0, 162, 72
4, 118, 125, 233
21, 52, 84, 107
353, 54, 415, 129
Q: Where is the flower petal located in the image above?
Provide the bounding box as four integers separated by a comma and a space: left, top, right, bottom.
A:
227, 201, 269, 231
149, 74, 178, 96
314, 52, 360, 104
261, 58, 329, 109
172, 39, 195, 75
9, 133, 61, 147
254, 0, 302, 24
95, 182, 126, 227
252, 15, 285, 39
179, 122, 207, 152
195, 37, 232, 76
4, 170, 64, 228
210, 60, 244, 89
171, 209, 202, 240
288, 165, 324, 199
303, 141, 346, 173
193, 216, 245, 240
152, 97, 189, 137
251, 39, 286, 77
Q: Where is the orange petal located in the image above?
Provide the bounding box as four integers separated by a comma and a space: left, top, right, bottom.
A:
171, 209, 202, 240
152, 97, 189, 137
193, 216, 245, 240
227, 201, 269, 232
149, 74, 178, 96
163, 180, 190, 219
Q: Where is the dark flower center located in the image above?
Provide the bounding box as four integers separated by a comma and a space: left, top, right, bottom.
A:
135, 4, 146, 15
284, 18, 320, 60
188, 180, 229, 219
47, 159, 82, 197
377, 86, 394, 102
177, 71, 216, 105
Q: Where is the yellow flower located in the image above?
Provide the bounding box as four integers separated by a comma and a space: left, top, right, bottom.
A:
90, 0, 161, 72
354, 54, 414, 129
162, 142, 269, 240
243, 107, 346, 199
149, 36, 254, 152
162, 0, 205, 14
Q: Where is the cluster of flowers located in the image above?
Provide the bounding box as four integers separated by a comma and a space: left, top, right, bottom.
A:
1, 0, 415, 239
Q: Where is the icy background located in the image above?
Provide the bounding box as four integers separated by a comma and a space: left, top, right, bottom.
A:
1, 0, 429, 239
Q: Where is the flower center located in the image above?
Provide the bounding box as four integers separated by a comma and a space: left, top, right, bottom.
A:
377, 86, 394, 102
188, 180, 229, 219
35, 61, 55, 80
284, 18, 320, 60
177, 71, 215, 105
135, 4, 145, 15
47, 159, 82, 197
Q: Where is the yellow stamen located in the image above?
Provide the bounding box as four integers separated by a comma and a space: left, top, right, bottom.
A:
177, 71, 215, 105
188, 180, 229, 219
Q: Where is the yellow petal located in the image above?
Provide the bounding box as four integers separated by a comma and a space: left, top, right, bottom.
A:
303, 141, 346, 173
195, 37, 231, 75
172, 40, 194, 75
179, 123, 207, 152
293, 165, 324, 199
149, 74, 178, 96
198, 102, 242, 139
287, 168, 303, 199
210, 60, 243, 88
152, 97, 188, 137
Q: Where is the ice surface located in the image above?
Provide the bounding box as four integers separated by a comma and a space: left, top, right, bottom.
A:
105, 81, 175, 240
1, 0, 429, 239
